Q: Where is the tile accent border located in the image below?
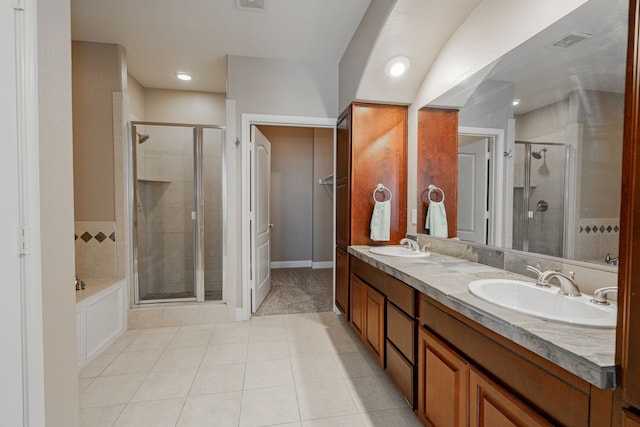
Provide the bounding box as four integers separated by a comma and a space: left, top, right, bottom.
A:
578, 218, 620, 234
75, 221, 117, 280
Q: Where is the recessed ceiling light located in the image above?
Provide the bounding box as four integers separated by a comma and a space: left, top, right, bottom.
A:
385, 56, 410, 78
176, 72, 192, 81
512, 99, 521, 106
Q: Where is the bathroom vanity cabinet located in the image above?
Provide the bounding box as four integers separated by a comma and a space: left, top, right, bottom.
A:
335, 103, 407, 317
349, 256, 417, 406
347, 250, 615, 426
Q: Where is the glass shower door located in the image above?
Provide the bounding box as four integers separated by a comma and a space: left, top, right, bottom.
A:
134, 124, 196, 302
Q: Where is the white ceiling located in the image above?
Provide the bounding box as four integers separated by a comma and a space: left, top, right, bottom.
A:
71, 0, 623, 113
70, 0, 372, 93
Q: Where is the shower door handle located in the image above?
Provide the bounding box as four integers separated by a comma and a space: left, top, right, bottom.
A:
191, 211, 196, 220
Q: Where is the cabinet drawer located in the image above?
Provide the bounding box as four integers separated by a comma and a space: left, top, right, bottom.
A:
387, 302, 415, 364
351, 256, 387, 294
386, 340, 415, 407
386, 275, 415, 316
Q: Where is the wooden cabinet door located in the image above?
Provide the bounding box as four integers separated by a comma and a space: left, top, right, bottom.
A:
622, 409, 640, 427
470, 368, 552, 427
364, 284, 385, 367
417, 327, 469, 427
350, 275, 365, 336
335, 247, 349, 316
349, 103, 407, 245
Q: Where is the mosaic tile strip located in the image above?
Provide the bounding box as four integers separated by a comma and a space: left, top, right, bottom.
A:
74, 230, 116, 243
578, 224, 620, 234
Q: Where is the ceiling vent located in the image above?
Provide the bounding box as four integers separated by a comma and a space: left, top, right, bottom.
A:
235, 0, 267, 13
546, 32, 592, 50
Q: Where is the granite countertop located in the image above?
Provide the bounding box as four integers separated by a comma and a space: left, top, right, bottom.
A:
75, 278, 124, 303
348, 246, 617, 389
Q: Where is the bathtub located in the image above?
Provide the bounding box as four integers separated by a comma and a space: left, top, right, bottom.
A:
76, 279, 127, 367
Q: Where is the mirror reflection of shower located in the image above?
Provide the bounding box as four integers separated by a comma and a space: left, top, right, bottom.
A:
513, 142, 568, 257
531, 148, 547, 159
532, 147, 550, 176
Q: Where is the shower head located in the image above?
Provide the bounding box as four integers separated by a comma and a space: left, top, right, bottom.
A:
531, 148, 547, 159
137, 133, 150, 144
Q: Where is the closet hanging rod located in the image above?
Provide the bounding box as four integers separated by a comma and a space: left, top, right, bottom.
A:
318, 174, 334, 185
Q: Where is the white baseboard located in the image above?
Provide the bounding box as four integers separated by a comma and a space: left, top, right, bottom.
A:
312, 261, 334, 269
271, 260, 312, 269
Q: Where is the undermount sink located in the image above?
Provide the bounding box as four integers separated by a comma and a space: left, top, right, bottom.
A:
369, 246, 430, 258
468, 279, 617, 328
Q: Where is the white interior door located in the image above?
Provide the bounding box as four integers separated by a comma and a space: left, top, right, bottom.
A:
458, 137, 489, 243
251, 126, 272, 312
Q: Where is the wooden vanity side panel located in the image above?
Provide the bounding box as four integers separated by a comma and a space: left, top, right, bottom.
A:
336, 111, 350, 249
417, 107, 458, 237
350, 103, 407, 246
335, 247, 349, 316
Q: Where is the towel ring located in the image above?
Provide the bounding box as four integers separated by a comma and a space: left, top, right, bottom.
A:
428, 184, 445, 203
373, 183, 392, 202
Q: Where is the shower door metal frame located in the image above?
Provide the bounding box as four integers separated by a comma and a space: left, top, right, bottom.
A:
130, 121, 225, 304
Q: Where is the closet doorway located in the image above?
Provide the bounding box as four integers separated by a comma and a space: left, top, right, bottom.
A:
242, 115, 335, 317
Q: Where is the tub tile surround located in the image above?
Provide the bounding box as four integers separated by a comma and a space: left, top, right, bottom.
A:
75, 221, 117, 280
576, 217, 620, 263
348, 245, 617, 388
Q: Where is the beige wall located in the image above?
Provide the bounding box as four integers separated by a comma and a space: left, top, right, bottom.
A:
144, 89, 226, 124
72, 41, 125, 222
256, 126, 334, 266
261, 126, 314, 263
128, 73, 146, 120
313, 128, 334, 264
39, 0, 79, 425
577, 90, 624, 219
339, 0, 397, 113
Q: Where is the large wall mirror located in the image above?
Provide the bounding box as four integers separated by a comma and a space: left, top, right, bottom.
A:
427, 0, 626, 266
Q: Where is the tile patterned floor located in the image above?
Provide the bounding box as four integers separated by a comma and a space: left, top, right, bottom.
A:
78, 312, 423, 427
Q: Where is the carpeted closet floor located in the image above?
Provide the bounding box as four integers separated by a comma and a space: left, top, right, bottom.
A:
254, 268, 333, 316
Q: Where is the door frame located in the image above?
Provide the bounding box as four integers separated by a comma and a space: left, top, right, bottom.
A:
3, 0, 46, 424
458, 126, 507, 247
241, 114, 336, 320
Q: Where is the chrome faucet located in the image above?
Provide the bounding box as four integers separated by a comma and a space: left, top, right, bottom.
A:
526, 265, 550, 287
399, 238, 419, 251
538, 271, 581, 297
591, 287, 618, 305
604, 253, 619, 266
